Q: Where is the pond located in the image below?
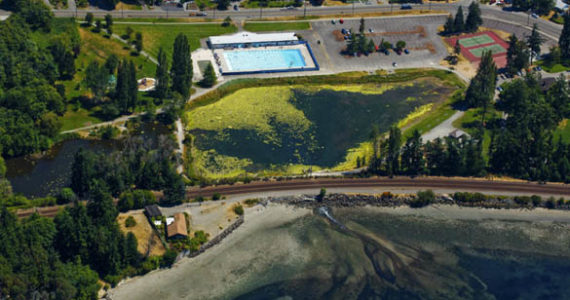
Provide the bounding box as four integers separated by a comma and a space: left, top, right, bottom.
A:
5, 121, 172, 198
187, 80, 456, 177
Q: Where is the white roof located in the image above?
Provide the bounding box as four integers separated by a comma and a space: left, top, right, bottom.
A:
153, 220, 162, 226
209, 31, 298, 45
556, 0, 568, 10
166, 217, 175, 226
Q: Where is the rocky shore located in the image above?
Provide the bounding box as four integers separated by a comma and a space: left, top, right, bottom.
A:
271, 191, 570, 210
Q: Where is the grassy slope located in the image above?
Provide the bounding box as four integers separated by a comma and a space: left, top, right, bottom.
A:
243, 21, 311, 32
113, 23, 237, 62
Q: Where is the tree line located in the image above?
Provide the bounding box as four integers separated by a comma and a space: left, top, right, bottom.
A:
443, 2, 483, 35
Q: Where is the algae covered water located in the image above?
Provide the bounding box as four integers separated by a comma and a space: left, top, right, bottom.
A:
110, 205, 570, 300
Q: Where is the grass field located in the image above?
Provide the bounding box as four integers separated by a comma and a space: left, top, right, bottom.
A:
458, 34, 495, 47
243, 22, 311, 32
113, 23, 237, 61
186, 79, 457, 178
468, 44, 506, 57
537, 59, 570, 73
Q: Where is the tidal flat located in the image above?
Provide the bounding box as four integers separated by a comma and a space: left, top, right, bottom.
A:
110, 204, 570, 300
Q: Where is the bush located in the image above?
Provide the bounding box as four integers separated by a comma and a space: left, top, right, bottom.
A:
160, 249, 178, 268
317, 188, 326, 202
514, 196, 531, 207
411, 190, 435, 208
194, 195, 204, 202
125, 216, 137, 227
57, 188, 77, 205
233, 204, 244, 216
244, 198, 259, 207
212, 192, 222, 200
222, 16, 232, 27
545, 196, 556, 209
531, 195, 542, 207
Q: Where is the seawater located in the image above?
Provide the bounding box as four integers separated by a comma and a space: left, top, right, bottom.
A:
227, 208, 570, 299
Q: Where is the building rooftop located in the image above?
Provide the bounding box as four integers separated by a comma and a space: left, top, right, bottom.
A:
209, 31, 298, 46
144, 205, 162, 218
167, 213, 188, 239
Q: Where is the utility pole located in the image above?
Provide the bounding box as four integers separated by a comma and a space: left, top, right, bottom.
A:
303, 1, 307, 18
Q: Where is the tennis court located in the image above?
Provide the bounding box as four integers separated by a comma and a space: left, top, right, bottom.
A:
469, 44, 507, 58
458, 34, 495, 47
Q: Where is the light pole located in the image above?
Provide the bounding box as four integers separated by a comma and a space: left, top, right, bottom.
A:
303, 1, 307, 18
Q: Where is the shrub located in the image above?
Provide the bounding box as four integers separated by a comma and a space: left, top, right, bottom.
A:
514, 196, 531, 206
57, 188, 77, 204
212, 192, 222, 200
411, 190, 435, 208
531, 195, 542, 207
160, 249, 178, 268
125, 216, 137, 227
317, 188, 326, 202
234, 204, 244, 216
222, 16, 232, 27
545, 196, 556, 209
381, 191, 393, 199
244, 198, 259, 207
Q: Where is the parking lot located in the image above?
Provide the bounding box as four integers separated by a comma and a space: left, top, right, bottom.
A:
306, 15, 449, 72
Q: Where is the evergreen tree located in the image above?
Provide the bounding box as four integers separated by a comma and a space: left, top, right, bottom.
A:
124, 232, 140, 267
105, 13, 113, 28
359, 17, 365, 34
128, 60, 138, 109
454, 40, 462, 56
465, 50, 496, 126
454, 6, 465, 33
385, 126, 401, 176
84, 12, 93, 26
443, 15, 455, 35
115, 59, 129, 113
465, 2, 482, 33
155, 47, 170, 100
134, 32, 143, 54
559, 14, 570, 60
506, 34, 529, 74
199, 62, 217, 88
401, 130, 425, 176
171, 34, 193, 99
527, 23, 543, 64
104, 54, 119, 74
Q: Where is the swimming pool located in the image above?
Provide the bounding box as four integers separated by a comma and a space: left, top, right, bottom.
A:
223, 49, 307, 72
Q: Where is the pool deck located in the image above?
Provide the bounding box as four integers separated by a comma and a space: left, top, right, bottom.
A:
213, 44, 317, 75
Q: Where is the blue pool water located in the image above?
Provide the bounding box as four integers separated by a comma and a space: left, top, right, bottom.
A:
223, 49, 307, 72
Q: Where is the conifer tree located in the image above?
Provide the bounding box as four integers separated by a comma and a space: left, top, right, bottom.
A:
128, 60, 138, 109
560, 14, 570, 60
200, 62, 217, 88
527, 23, 542, 64
465, 50, 496, 125
454, 6, 465, 33
444, 15, 455, 35
171, 34, 193, 99
155, 47, 170, 100
465, 2, 482, 33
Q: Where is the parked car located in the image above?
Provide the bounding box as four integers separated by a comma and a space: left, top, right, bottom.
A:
497, 86, 503, 92
196, 12, 207, 16
384, 49, 390, 55
531, 13, 538, 19
535, 66, 542, 71
401, 4, 412, 9
404, 49, 410, 54
392, 62, 398, 67
517, 71, 522, 76
368, 28, 374, 33
331, 20, 336, 24
341, 28, 347, 34
233, 4, 238, 10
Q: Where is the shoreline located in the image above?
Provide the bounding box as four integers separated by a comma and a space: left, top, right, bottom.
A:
108, 202, 569, 299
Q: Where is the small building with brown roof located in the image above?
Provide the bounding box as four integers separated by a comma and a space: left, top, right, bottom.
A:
167, 213, 188, 240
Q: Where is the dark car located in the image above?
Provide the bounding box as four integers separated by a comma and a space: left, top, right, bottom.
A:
401, 4, 412, 9
233, 5, 238, 10
404, 49, 410, 54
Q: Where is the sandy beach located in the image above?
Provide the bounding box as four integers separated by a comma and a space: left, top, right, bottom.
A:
109, 202, 570, 299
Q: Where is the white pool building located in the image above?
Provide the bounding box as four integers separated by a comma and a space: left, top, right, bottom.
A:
207, 31, 319, 75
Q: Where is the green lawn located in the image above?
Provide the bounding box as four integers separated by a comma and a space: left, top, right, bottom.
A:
243, 21, 311, 32
242, 0, 297, 8
60, 106, 103, 132
537, 60, 570, 73
113, 23, 237, 62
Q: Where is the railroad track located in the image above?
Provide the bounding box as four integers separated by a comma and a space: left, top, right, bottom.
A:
17, 177, 570, 219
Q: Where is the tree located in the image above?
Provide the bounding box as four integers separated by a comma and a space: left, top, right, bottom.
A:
527, 23, 543, 64
171, 34, 193, 99
366, 39, 375, 54
115, 59, 130, 113
395, 40, 406, 50
105, 14, 113, 28
199, 62, 217, 88
128, 60, 138, 109
385, 126, 401, 176
454, 6, 465, 33
222, 16, 232, 27
506, 34, 529, 74
559, 14, 570, 60
359, 17, 365, 34
124, 232, 140, 267
134, 32, 143, 54
218, 0, 230, 10
155, 47, 170, 100
104, 54, 119, 74
85, 12, 94, 26
443, 15, 454, 35
465, 50, 496, 125
125, 26, 133, 40
465, 2, 482, 33
454, 40, 462, 56
95, 20, 102, 33
85, 61, 108, 101
401, 130, 424, 176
